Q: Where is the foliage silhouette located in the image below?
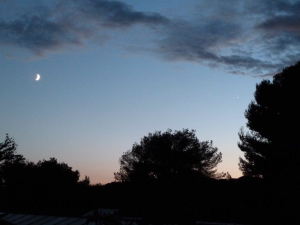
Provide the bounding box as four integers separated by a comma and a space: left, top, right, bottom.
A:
35, 158, 80, 188
114, 129, 223, 182
1, 127, 300, 223
1, 159, 91, 216
0, 135, 94, 216
238, 61, 300, 181
79, 175, 91, 186
0, 134, 25, 186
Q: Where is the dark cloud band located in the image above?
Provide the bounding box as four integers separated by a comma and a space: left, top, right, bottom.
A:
77, 0, 169, 27
0, 0, 168, 55
1, 0, 300, 77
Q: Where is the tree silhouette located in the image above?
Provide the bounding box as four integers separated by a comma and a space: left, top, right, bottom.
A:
114, 129, 223, 182
1, 157, 89, 216
0, 134, 25, 186
0, 134, 24, 166
0, 135, 93, 216
238, 62, 300, 181
35, 158, 80, 188
79, 175, 91, 186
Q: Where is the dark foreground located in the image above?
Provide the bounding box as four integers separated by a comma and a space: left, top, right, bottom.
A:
1, 177, 299, 224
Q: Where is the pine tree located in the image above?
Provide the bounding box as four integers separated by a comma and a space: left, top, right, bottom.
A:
238, 62, 300, 181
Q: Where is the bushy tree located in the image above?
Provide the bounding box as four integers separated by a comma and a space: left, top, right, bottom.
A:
0, 134, 24, 166
0, 135, 91, 215
0, 134, 25, 185
238, 62, 300, 181
35, 158, 80, 188
114, 129, 223, 182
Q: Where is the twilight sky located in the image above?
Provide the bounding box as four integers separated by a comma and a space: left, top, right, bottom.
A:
1, 0, 300, 184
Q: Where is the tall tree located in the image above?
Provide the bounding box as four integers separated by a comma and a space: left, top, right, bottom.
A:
114, 129, 223, 182
0, 134, 25, 185
238, 62, 300, 181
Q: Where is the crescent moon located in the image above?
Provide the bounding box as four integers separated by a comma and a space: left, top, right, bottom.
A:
36, 74, 40, 81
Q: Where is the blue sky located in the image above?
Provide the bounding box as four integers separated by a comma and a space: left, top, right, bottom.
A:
1, 0, 300, 184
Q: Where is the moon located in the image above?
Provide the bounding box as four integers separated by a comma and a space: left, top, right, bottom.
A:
36, 74, 40, 81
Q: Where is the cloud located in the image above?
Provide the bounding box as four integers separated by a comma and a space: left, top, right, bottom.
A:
1, 0, 300, 77
154, 0, 300, 76
0, 0, 168, 55
156, 16, 277, 76
254, 2, 300, 56
75, 0, 169, 28
157, 20, 239, 60
258, 16, 300, 33
0, 15, 82, 55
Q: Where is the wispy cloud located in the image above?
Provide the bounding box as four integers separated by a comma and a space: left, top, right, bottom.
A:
0, 0, 168, 55
1, 0, 300, 77
75, 0, 169, 28
154, 0, 300, 76
0, 15, 81, 55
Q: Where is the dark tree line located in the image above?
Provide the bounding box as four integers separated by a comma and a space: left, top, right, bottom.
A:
0, 136, 92, 216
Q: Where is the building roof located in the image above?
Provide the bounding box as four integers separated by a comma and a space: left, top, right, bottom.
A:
0, 213, 92, 225
82, 208, 118, 217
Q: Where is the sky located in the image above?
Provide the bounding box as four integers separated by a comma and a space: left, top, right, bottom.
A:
1, 0, 300, 184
